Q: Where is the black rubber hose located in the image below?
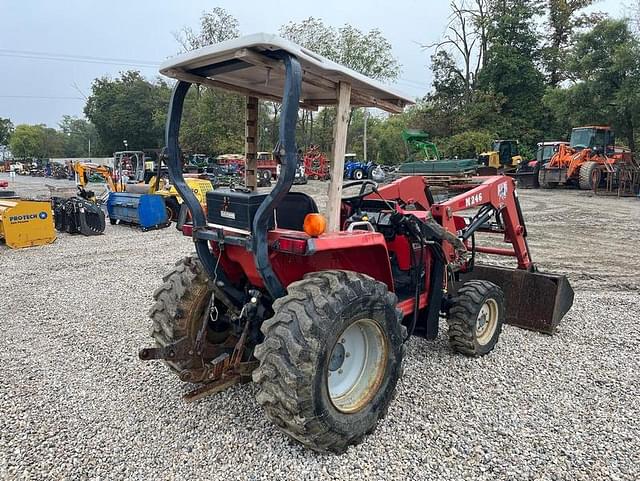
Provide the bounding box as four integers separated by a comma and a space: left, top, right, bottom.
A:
404, 217, 425, 342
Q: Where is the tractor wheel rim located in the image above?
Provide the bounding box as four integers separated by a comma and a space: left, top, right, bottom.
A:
476, 299, 498, 345
327, 319, 387, 413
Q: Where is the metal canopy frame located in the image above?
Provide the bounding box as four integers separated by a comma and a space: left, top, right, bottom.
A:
160, 33, 413, 114
161, 35, 413, 298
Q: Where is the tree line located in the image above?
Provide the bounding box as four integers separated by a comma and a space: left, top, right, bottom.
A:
2, 3, 640, 163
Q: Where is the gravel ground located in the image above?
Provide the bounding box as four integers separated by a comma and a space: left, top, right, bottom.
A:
1, 173, 639, 480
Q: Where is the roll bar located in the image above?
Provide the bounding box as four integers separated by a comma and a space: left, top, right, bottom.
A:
163, 53, 302, 300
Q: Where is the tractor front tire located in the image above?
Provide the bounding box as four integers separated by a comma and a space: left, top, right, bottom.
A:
353, 168, 365, 181
148, 256, 213, 374
448, 280, 505, 357
579, 161, 600, 190
253, 270, 405, 453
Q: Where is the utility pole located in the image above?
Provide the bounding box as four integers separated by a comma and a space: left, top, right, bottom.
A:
363, 108, 368, 162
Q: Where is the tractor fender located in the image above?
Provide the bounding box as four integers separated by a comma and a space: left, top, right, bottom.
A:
219, 231, 395, 292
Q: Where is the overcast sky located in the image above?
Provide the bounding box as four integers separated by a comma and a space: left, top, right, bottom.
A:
0, 0, 626, 127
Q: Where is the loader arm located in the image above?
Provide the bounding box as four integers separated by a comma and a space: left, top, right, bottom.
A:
431, 176, 532, 270
429, 176, 573, 333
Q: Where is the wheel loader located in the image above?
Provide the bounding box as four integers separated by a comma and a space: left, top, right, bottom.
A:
139, 33, 574, 454
538, 126, 637, 191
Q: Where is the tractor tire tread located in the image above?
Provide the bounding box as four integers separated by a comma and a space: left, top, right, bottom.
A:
579, 161, 599, 190
147, 256, 209, 372
447, 280, 504, 357
253, 270, 403, 453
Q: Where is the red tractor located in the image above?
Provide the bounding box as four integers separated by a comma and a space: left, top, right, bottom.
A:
141, 34, 574, 453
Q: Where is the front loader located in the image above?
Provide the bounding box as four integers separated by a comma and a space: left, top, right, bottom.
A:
139, 33, 574, 454
538, 126, 637, 191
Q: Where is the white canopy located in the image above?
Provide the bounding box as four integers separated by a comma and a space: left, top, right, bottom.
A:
160, 33, 414, 113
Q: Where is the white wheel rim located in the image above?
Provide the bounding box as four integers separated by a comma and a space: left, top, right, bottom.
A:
476, 299, 499, 345
327, 319, 387, 413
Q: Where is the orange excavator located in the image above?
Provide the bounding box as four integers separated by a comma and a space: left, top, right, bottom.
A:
74, 162, 125, 202
538, 126, 635, 190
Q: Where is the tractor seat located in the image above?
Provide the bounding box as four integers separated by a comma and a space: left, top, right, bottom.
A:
275, 192, 318, 231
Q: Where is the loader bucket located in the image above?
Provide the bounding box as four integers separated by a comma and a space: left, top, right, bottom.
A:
510, 170, 539, 189
460, 265, 574, 334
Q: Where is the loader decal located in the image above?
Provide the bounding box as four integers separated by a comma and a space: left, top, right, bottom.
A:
498, 181, 508, 200
465, 193, 483, 208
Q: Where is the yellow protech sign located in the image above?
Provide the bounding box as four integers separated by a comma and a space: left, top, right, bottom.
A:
0, 199, 56, 249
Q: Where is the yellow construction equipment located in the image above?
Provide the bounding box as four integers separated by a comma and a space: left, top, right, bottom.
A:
0, 199, 56, 248
148, 174, 213, 220
477, 140, 523, 174
74, 162, 125, 202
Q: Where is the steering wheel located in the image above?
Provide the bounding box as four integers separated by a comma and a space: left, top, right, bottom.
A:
341, 180, 378, 219
341, 180, 378, 202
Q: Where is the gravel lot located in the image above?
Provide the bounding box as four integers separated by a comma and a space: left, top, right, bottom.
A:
1, 173, 639, 480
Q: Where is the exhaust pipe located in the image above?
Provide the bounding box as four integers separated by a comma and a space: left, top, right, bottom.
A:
459, 264, 574, 334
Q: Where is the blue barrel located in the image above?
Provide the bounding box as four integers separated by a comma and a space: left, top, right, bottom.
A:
107, 192, 169, 230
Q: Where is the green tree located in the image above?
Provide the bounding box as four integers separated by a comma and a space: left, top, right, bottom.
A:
0, 118, 14, 146
477, 0, 546, 146
280, 18, 400, 81
9, 124, 64, 159
174, 7, 240, 51
543, 0, 604, 87
437, 130, 494, 158
59, 116, 100, 157
423, 1, 489, 104
179, 89, 245, 155
280, 17, 401, 153
174, 8, 246, 155
84, 71, 170, 153
546, 19, 640, 150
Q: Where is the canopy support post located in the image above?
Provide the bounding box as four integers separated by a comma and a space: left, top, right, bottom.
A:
326, 81, 352, 232
245, 96, 259, 190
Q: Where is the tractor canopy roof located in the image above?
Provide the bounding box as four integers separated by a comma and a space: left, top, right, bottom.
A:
160, 33, 414, 114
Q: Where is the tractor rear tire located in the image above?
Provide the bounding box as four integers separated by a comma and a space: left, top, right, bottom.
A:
253, 270, 405, 453
148, 256, 213, 374
579, 161, 600, 190
448, 280, 505, 357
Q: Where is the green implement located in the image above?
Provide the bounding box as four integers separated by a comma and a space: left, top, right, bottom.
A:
399, 129, 478, 176
402, 129, 442, 161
